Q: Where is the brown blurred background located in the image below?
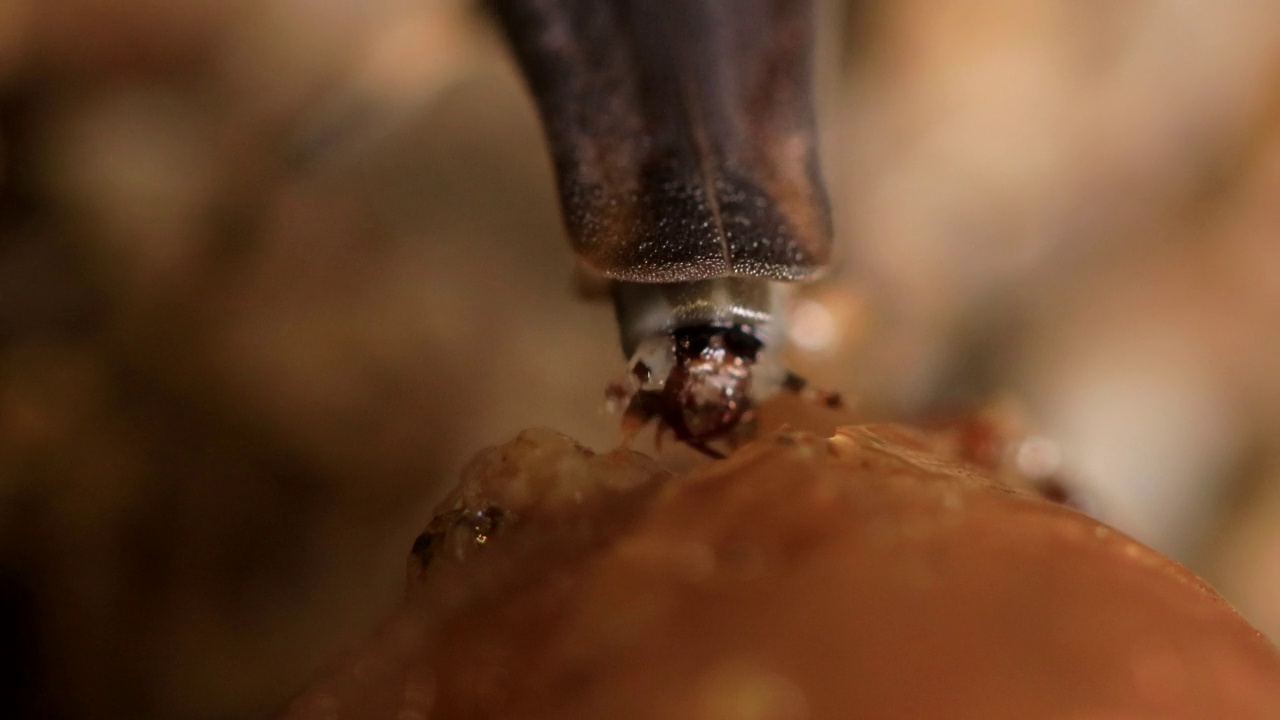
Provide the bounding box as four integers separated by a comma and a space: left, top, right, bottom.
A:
2, 1, 1279, 717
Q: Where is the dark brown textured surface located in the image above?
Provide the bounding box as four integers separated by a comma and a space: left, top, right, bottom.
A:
489, 0, 832, 282
284, 427, 1280, 719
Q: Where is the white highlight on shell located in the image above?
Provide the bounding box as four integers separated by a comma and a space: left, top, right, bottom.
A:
788, 299, 837, 353
1015, 436, 1063, 480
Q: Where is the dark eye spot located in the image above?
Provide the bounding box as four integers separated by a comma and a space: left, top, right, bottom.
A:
467, 506, 505, 546
411, 505, 507, 569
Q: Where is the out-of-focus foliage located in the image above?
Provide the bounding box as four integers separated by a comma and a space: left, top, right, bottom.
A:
1, 1, 1279, 717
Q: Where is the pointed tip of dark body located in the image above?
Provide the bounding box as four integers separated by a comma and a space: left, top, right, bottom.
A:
490, 0, 834, 283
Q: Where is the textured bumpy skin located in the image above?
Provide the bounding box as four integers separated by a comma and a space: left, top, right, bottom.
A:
489, 0, 833, 282
284, 427, 1280, 720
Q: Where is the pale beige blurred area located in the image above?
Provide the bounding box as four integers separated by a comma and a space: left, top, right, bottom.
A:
1, 1, 1279, 717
